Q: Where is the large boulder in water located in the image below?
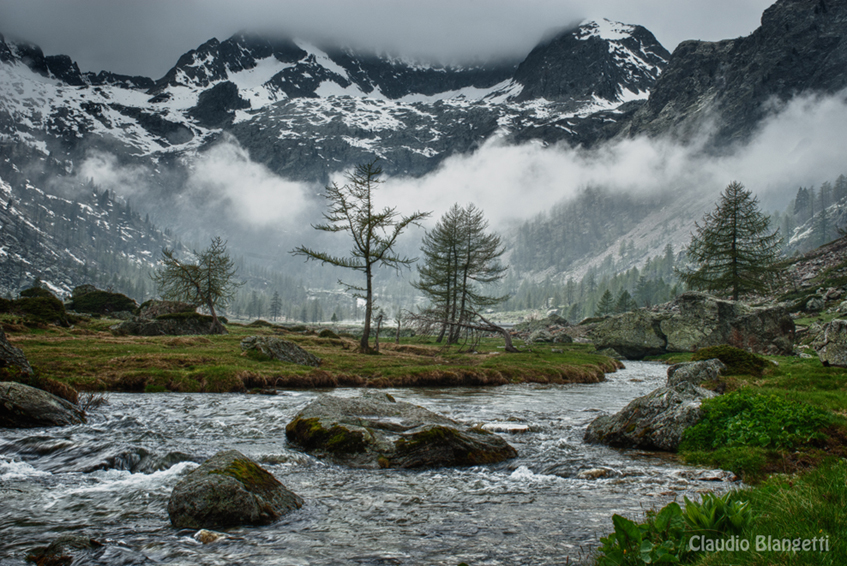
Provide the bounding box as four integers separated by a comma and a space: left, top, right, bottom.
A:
167, 450, 303, 529
814, 319, 847, 367
286, 394, 517, 468
589, 292, 794, 359
0, 327, 33, 376
584, 381, 717, 452
0, 382, 85, 428
241, 336, 321, 367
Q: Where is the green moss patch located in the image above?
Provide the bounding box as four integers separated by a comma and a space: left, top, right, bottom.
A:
692, 344, 768, 376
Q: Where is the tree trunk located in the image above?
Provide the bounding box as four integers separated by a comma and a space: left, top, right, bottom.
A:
361, 266, 373, 353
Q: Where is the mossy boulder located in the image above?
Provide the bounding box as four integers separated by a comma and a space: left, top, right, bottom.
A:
1, 326, 33, 376
813, 319, 847, 367
136, 300, 197, 319
240, 336, 320, 367
691, 344, 768, 376
67, 286, 138, 315
0, 381, 85, 428
167, 450, 303, 529
11, 289, 70, 326
667, 358, 726, 387
111, 312, 227, 336
589, 310, 667, 359
285, 394, 518, 468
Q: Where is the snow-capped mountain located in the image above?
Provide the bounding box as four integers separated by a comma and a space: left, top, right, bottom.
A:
0, 20, 669, 179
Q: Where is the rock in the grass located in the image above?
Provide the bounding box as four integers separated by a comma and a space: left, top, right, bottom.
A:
285, 394, 517, 468
0, 327, 33, 376
111, 313, 226, 336
0, 382, 85, 428
167, 450, 303, 529
814, 319, 847, 367
241, 336, 321, 367
666, 359, 726, 387
583, 382, 716, 452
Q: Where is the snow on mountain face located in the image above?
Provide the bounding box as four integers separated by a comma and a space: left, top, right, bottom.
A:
0, 21, 668, 172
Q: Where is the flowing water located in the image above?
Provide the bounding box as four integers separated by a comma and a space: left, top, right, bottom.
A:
0, 362, 735, 565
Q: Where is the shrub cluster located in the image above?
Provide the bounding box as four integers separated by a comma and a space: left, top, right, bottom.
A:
681, 389, 834, 451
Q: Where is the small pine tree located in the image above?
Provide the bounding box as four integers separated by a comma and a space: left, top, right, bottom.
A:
269, 290, 282, 321
678, 181, 782, 301
595, 289, 615, 317
614, 289, 638, 313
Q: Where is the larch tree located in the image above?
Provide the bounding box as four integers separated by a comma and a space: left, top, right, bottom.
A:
291, 160, 429, 353
413, 203, 508, 344
152, 237, 241, 334
678, 181, 783, 301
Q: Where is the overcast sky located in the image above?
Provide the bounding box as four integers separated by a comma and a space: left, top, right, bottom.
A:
0, 0, 776, 78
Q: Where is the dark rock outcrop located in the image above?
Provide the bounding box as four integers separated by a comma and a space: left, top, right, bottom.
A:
111, 313, 225, 336
590, 292, 794, 359
622, 0, 847, 146
137, 300, 196, 319
241, 336, 321, 367
167, 450, 303, 529
285, 394, 518, 468
0, 327, 33, 376
0, 381, 85, 428
67, 285, 138, 315
814, 319, 847, 367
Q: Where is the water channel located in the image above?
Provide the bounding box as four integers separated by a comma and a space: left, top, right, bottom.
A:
0, 361, 736, 565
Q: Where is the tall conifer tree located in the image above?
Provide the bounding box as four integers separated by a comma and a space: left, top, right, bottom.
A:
678, 181, 782, 301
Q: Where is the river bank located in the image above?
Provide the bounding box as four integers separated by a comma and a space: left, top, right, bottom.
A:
3, 316, 621, 393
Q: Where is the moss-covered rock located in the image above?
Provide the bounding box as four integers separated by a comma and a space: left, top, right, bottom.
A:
167, 449, 303, 529
67, 286, 138, 315
691, 344, 768, 376
0, 381, 85, 428
285, 394, 517, 468
240, 336, 320, 367
110, 312, 227, 336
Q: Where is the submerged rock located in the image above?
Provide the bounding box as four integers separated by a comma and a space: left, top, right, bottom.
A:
285, 394, 517, 468
0, 382, 85, 428
168, 450, 303, 529
590, 292, 794, 359
27, 534, 102, 565
241, 336, 321, 367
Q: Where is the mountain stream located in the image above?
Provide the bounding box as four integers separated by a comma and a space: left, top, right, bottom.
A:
0, 362, 736, 565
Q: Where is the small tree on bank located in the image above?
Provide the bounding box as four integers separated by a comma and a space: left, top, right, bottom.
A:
152, 237, 241, 333
291, 161, 429, 353
678, 181, 782, 301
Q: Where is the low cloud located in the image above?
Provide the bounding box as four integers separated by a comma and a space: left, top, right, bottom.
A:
185, 137, 315, 228
378, 90, 847, 228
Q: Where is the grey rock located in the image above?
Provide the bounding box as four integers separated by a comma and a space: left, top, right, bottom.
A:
589, 292, 794, 359
137, 300, 197, 319
814, 319, 847, 367
167, 449, 303, 529
584, 381, 717, 452
529, 329, 554, 343
589, 310, 666, 359
0, 326, 33, 375
241, 336, 321, 367
0, 381, 85, 428
806, 296, 825, 312
667, 359, 726, 387
285, 394, 517, 469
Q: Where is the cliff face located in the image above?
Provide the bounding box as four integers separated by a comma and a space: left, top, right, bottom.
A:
621, 0, 847, 146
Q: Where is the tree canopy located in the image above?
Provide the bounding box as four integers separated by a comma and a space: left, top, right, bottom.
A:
152, 237, 240, 333
678, 181, 782, 301
413, 203, 507, 344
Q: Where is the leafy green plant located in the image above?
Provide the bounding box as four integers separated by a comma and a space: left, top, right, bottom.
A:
681, 389, 834, 451
682, 492, 753, 541
596, 502, 691, 565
